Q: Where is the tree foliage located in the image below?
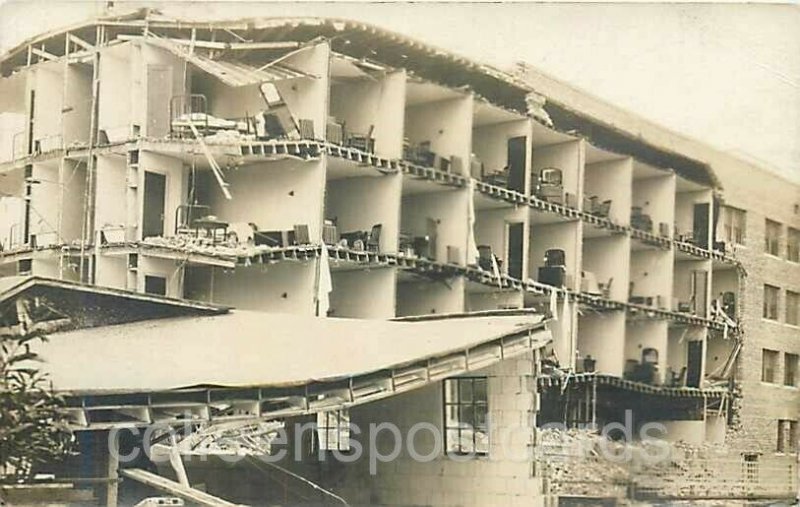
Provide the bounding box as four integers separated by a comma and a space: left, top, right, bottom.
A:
0, 330, 73, 480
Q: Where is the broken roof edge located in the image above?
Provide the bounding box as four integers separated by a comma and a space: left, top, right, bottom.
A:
0, 10, 717, 187
0, 275, 229, 315
513, 64, 723, 189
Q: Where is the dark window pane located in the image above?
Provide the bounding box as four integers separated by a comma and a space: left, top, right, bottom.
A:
460, 380, 473, 403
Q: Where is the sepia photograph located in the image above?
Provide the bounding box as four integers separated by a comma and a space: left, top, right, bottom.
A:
0, 1, 798, 505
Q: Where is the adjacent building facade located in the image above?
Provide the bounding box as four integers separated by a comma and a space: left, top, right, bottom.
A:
0, 10, 797, 503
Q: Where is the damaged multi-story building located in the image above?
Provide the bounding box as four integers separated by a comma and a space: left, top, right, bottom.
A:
0, 9, 797, 506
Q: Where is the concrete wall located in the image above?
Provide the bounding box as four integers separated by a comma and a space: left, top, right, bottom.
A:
396, 276, 465, 317
529, 221, 580, 290
335, 353, 544, 507
137, 151, 187, 239
673, 259, 711, 313
659, 420, 706, 444
466, 289, 524, 312
582, 235, 629, 301
474, 207, 528, 278
27, 162, 62, 247
30, 61, 64, 149
97, 43, 134, 142
472, 119, 532, 190
329, 69, 406, 159
209, 262, 317, 315
577, 311, 626, 376
630, 249, 672, 307
405, 95, 473, 174
675, 189, 713, 242
632, 174, 675, 233
625, 320, 668, 384
208, 159, 325, 240
137, 256, 183, 298
325, 173, 401, 253
584, 158, 632, 224
95, 156, 127, 233
330, 267, 396, 319
401, 189, 470, 265
58, 160, 86, 243
532, 140, 583, 200
196, 43, 330, 139
94, 255, 127, 291
62, 64, 93, 146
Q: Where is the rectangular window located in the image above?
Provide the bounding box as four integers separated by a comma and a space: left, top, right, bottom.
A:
788, 227, 800, 263
765, 219, 782, 256
787, 291, 800, 326
762, 349, 779, 383
785, 353, 799, 387
721, 206, 746, 245
444, 377, 489, 455
777, 420, 798, 453
144, 275, 167, 296
315, 410, 350, 452
763, 285, 780, 320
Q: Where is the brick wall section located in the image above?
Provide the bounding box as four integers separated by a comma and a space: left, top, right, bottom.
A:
715, 159, 800, 453
335, 352, 546, 507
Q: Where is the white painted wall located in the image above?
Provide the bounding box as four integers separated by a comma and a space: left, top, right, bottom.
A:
97, 42, 134, 142
582, 235, 630, 301
30, 61, 64, 148
401, 189, 470, 265
195, 43, 330, 139
95, 156, 127, 233
466, 289, 524, 312
0, 194, 24, 249
673, 259, 711, 312
711, 266, 738, 300
674, 189, 713, 241
396, 276, 465, 317
528, 221, 580, 289
325, 173, 401, 253
330, 268, 396, 319
577, 311, 626, 376
29, 163, 60, 246
329, 69, 406, 158
660, 420, 706, 445
210, 262, 317, 315
405, 95, 473, 174
584, 158, 632, 224
138, 151, 187, 239
62, 64, 93, 146
474, 207, 528, 278
629, 249, 673, 307
138, 255, 183, 298
141, 44, 189, 137
208, 159, 325, 240
532, 140, 583, 200
632, 174, 676, 233
94, 255, 127, 291
625, 320, 668, 384
472, 119, 531, 188
58, 160, 86, 243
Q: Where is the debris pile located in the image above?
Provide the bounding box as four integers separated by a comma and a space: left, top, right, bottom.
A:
539, 428, 630, 498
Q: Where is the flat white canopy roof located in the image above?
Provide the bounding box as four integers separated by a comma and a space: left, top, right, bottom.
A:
39, 310, 550, 393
